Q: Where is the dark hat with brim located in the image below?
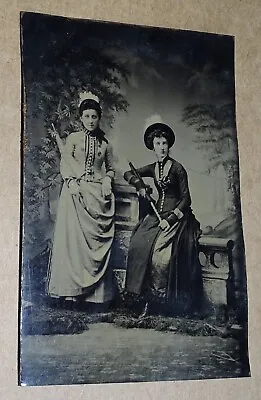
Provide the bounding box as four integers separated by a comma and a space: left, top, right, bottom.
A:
144, 122, 175, 150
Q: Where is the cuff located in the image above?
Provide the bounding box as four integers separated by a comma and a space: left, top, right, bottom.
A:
173, 208, 183, 220
65, 177, 74, 187
167, 208, 183, 226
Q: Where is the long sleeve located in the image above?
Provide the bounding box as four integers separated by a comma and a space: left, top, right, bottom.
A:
124, 164, 154, 191
59, 133, 80, 181
176, 164, 191, 212
104, 142, 115, 180
166, 163, 191, 226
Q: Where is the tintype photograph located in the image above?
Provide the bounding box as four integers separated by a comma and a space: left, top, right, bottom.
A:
19, 11, 250, 386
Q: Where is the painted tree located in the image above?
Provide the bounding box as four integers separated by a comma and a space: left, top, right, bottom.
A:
182, 103, 240, 215
22, 19, 130, 256
182, 102, 248, 325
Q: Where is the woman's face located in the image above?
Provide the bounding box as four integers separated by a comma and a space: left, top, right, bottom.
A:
153, 136, 169, 161
81, 109, 100, 131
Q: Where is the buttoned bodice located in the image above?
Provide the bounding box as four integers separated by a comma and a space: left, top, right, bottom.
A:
124, 157, 191, 215
59, 130, 114, 182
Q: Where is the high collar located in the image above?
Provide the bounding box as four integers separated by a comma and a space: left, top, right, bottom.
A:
84, 128, 97, 137
157, 155, 170, 167
84, 127, 108, 143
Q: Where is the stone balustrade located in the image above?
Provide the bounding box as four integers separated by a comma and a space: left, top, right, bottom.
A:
198, 236, 235, 316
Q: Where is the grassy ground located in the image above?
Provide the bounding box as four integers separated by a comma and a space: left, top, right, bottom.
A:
19, 248, 250, 385
22, 293, 240, 339
21, 248, 235, 337
20, 322, 246, 386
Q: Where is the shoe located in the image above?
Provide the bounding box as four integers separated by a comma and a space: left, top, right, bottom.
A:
62, 296, 78, 310
65, 296, 77, 302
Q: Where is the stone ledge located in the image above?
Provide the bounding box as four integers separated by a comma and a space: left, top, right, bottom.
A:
199, 236, 234, 251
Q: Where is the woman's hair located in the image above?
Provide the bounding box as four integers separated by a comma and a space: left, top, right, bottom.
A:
79, 99, 102, 118
147, 128, 171, 149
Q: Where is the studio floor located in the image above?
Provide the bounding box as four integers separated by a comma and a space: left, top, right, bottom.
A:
20, 322, 244, 386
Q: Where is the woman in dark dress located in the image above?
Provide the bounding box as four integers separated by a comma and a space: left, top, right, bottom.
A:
123, 122, 203, 317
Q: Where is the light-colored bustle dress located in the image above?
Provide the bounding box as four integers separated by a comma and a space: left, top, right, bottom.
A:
47, 128, 115, 303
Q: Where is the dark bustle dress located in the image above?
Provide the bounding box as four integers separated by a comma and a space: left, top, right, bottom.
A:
124, 156, 203, 315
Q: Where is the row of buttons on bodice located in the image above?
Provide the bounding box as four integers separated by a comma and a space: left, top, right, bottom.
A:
85, 135, 96, 179
159, 161, 165, 213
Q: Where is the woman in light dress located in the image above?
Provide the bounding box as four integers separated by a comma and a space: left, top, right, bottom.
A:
47, 93, 115, 310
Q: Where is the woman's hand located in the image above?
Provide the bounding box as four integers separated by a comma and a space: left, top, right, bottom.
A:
138, 185, 152, 198
102, 176, 112, 198
68, 180, 80, 196
159, 219, 170, 231
138, 188, 147, 198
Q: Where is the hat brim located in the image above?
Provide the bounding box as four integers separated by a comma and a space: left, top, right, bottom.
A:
144, 123, 175, 150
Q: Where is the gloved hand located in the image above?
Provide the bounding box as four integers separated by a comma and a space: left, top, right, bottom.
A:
159, 219, 170, 231
67, 179, 80, 196
102, 176, 112, 198
138, 188, 147, 198
138, 185, 152, 198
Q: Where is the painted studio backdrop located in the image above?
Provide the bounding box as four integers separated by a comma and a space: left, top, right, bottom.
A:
20, 12, 250, 386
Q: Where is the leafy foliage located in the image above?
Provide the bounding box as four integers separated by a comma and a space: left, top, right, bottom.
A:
182, 103, 240, 215
22, 22, 131, 254
23, 28, 130, 136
